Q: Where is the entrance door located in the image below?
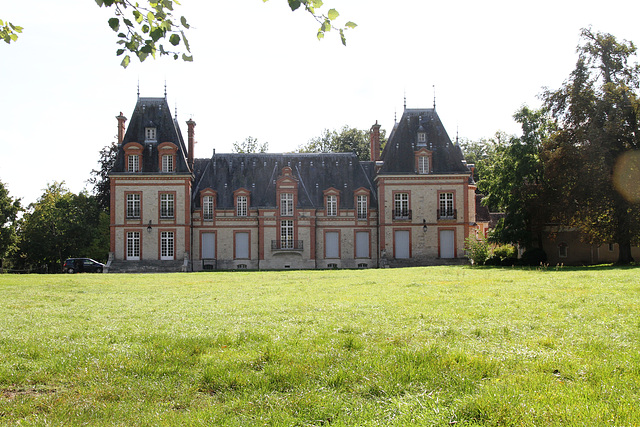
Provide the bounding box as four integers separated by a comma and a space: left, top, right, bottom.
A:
202, 232, 215, 259
439, 229, 455, 258
394, 230, 410, 259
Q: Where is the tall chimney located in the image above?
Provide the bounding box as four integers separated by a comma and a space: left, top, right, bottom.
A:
186, 118, 196, 169
116, 112, 127, 145
370, 121, 381, 162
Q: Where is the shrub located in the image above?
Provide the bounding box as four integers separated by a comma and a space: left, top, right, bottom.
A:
465, 237, 490, 266
493, 244, 517, 260
520, 248, 547, 266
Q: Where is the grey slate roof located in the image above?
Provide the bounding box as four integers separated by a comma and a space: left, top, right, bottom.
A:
111, 97, 190, 174
380, 108, 470, 175
192, 153, 377, 210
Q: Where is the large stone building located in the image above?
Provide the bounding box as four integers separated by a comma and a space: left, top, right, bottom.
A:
107, 96, 479, 272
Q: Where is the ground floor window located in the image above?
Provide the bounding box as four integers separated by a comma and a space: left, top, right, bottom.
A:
126, 231, 140, 260
235, 232, 250, 259
325, 231, 340, 259
355, 231, 370, 258
281, 220, 294, 249
161, 231, 174, 260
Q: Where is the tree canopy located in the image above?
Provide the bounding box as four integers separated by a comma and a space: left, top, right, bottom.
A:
232, 136, 269, 154
17, 183, 108, 272
3, 0, 356, 68
297, 125, 387, 161
0, 180, 21, 265
542, 28, 640, 264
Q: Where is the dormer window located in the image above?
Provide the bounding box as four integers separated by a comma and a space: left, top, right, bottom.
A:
418, 156, 429, 174
128, 154, 140, 172
417, 132, 427, 144
162, 154, 174, 172
145, 127, 157, 142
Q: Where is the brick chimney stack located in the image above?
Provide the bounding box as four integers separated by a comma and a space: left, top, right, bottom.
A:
370, 121, 381, 162
186, 118, 197, 169
116, 112, 127, 145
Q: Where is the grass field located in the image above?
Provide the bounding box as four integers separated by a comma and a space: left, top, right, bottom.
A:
0, 266, 639, 426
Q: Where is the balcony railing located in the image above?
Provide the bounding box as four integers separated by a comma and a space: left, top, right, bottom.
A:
271, 240, 304, 251
393, 209, 412, 220
437, 208, 457, 220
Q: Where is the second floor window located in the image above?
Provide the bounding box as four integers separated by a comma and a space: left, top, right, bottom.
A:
128, 154, 140, 172
203, 196, 214, 220
326, 195, 337, 216
162, 155, 174, 172
357, 195, 367, 219
126, 194, 140, 218
280, 193, 294, 216
394, 193, 409, 218
161, 193, 174, 218
237, 195, 247, 216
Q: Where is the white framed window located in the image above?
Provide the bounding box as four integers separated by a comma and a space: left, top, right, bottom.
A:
357, 195, 368, 219
161, 231, 174, 260
439, 192, 454, 219
394, 193, 409, 219
280, 193, 294, 216
126, 231, 140, 260
128, 154, 140, 172
281, 220, 294, 249
418, 156, 429, 174
417, 132, 426, 144
203, 196, 214, 220
126, 194, 140, 218
558, 242, 568, 258
160, 193, 174, 218
237, 195, 247, 217
162, 155, 174, 172
145, 127, 157, 142
326, 195, 337, 216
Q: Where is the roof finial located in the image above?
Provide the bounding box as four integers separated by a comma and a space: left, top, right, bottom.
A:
175, 102, 178, 120
137, 79, 140, 99
433, 85, 436, 110
456, 125, 459, 145
404, 90, 407, 111
164, 80, 167, 98
394, 108, 397, 123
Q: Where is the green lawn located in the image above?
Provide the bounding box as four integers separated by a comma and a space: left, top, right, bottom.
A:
1, 266, 639, 426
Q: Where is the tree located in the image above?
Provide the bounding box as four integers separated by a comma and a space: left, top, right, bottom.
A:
3, 0, 356, 68
233, 136, 269, 153
297, 125, 387, 161
0, 180, 21, 267
477, 107, 552, 249
542, 29, 640, 264
18, 183, 108, 272
88, 142, 118, 212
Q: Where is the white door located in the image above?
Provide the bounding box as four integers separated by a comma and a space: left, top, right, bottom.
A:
202, 232, 215, 259
235, 232, 249, 259
440, 229, 455, 258
355, 231, 370, 258
394, 230, 410, 259
325, 231, 340, 259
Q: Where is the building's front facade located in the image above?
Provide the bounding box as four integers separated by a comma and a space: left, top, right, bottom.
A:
107, 96, 478, 272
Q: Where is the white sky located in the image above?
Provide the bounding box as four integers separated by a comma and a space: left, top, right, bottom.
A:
2, 0, 639, 205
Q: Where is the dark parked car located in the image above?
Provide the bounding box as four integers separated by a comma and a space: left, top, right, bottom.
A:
63, 258, 105, 274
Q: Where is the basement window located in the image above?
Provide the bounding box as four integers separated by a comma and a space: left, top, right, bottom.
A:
558, 243, 568, 258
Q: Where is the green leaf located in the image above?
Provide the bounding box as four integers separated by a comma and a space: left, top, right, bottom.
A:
116, 48, 125, 56
182, 53, 193, 62
327, 8, 339, 21
133, 10, 144, 24
345, 21, 357, 29
340, 29, 346, 46
181, 30, 190, 52
169, 33, 180, 46
123, 18, 133, 27
150, 27, 165, 42
95, 0, 104, 6
321, 20, 331, 32
317, 30, 325, 41
108, 18, 120, 32
180, 16, 189, 29
121, 55, 131, 68
288, 0, 301, 11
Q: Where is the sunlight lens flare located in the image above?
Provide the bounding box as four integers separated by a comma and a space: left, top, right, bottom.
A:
613, 151, 640, 203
